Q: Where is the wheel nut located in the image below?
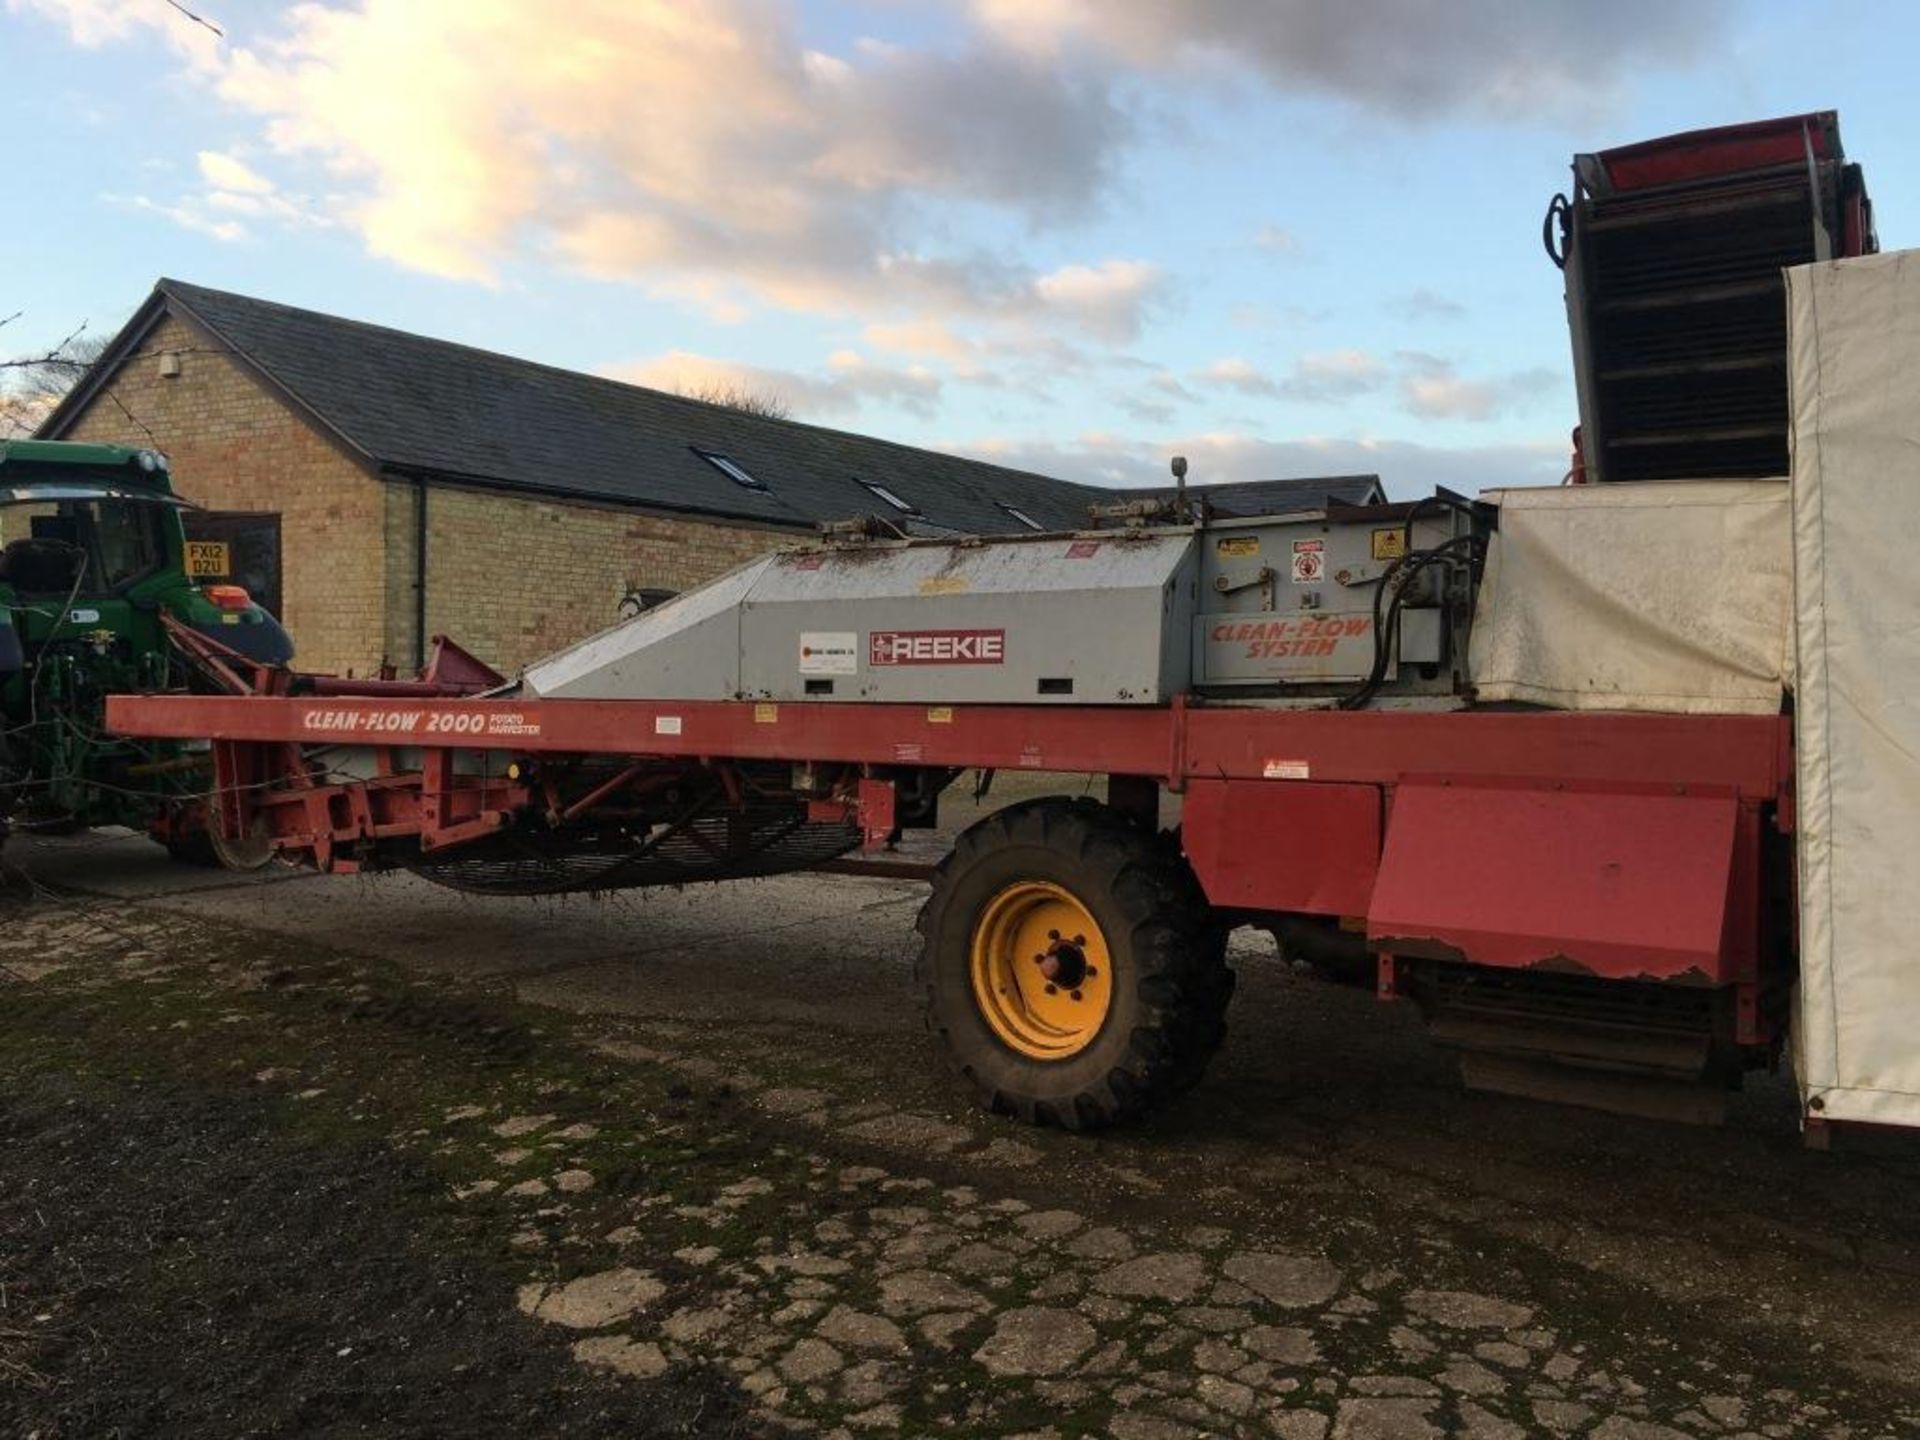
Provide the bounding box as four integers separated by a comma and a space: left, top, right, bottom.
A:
1048, 930, 1061, 941
1044, 984, 1058, 995
1070, 989, 1083, 1002
1085, 966, 1098, 979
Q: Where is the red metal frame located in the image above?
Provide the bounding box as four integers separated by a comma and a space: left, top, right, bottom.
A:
107, 690, 1793, 1043
109, 693, 1790, 796
1593, 111, 1838, 192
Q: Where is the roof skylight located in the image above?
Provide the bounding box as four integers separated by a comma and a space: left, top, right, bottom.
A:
694, 449, 765, 490
858, 479, 920, 514
998, 504, 1044, 531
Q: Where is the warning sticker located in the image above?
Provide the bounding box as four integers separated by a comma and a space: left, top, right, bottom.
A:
1291, 538, 1325, 584
1065, 541, 1102, 560
799, 631, 858, 675
753, 703, 779, 724
1263, 759, 1312, 780
869, 629, 1005, 666
655, 715, 683, 736
1216, 535, 1260, 558
1370, 528, 1406, 561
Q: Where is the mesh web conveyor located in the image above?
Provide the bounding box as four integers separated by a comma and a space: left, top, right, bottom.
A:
406, 799, 862, 896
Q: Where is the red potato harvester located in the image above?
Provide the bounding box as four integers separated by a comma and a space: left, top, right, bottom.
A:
111, 116, 1912, 1139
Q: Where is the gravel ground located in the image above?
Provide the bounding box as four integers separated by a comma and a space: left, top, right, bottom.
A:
4, 804, 1919, 1439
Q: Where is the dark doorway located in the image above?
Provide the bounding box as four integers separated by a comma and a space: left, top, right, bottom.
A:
182, 511, 283, 620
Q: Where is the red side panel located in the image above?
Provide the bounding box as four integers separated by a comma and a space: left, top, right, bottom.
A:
1595, 111, 1838, 191
1182, 779, 1380, 916
1367, 785, 1741, 982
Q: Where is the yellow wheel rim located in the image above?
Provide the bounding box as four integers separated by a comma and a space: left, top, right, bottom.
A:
969, 880, 1113, 1060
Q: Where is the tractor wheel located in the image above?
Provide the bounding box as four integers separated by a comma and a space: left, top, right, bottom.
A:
916, 797, 1232, 1130
163, 816, 275, 872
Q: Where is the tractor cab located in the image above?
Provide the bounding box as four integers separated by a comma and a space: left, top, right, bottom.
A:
0, 440, 291, 664
0, 439, 291, 838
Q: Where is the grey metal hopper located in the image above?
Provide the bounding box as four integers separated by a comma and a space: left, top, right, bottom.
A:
522, 531, 1198, 705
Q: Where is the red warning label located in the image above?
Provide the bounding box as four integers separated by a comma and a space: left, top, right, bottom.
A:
1291, 538, 1325, 584
869, 629, 1006, 666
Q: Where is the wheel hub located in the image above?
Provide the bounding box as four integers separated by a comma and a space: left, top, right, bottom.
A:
969, 880, 1113, 1060
1036, 933, 1093, 991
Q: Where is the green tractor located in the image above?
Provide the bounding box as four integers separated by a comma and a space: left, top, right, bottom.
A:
0, 439, 292, 866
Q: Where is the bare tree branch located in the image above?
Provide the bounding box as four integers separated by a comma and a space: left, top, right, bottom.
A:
0, 322, 93, 372
161, 0, 223, 39
2, 322, 110, 438
676, 380, 792, 420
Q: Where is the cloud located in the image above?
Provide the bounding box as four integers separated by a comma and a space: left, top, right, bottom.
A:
863, 319, 981, 368
101, 192, 246, 243
1390, 287, 1467, 322
1198, 357, 1280, 397
862, 319, 1038, 390
19, 0, 1148, 333
1189, 348, 1560, 420
1110, 368, 1198, 423
1279, 349, 1388, 401
196, 150, 275, 196
954, 430, 1566, 497
100, 147, 334, 246
805, 41, 1125, 224
823, 349, 946, 415
1252, 224, 1303, 256
17, 0, 1640, 434
1403, 372, 1497, 421
609, 348, 943, 420
1031, 260, 1165, 343
1397, 353, 1558, 421
7, 0, 220, 68
967, 0, 1730, 121
1115, 396, 1175, 425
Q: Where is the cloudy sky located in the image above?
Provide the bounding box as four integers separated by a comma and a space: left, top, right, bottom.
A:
4, 0, 1913, 494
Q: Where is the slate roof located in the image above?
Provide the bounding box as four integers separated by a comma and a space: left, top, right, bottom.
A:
44, 280, 1381, 533
1133, 475, 1384, 516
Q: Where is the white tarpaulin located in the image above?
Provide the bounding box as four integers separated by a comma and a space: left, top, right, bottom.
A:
1469, 482, 1792, 714
1788, 251, 1920, 1127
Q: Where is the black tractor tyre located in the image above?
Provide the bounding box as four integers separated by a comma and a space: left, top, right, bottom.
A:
162, 831, 221, 867
161, 822, 276, 872
915, 796, 1233, 1130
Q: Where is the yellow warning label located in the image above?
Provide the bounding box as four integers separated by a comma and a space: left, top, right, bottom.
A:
1215, 535, 1260, 558
926, 706, 954, 724
753, 703, 779, 724
1370, 529, 1406, 561
186, 540, 230, 577
918, 576, 969, 596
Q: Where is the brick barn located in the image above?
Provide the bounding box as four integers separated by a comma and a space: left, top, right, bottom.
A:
39, 279, 1381, 676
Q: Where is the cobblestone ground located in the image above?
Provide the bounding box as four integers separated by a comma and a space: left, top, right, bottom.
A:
4, 835, 1919, 1439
